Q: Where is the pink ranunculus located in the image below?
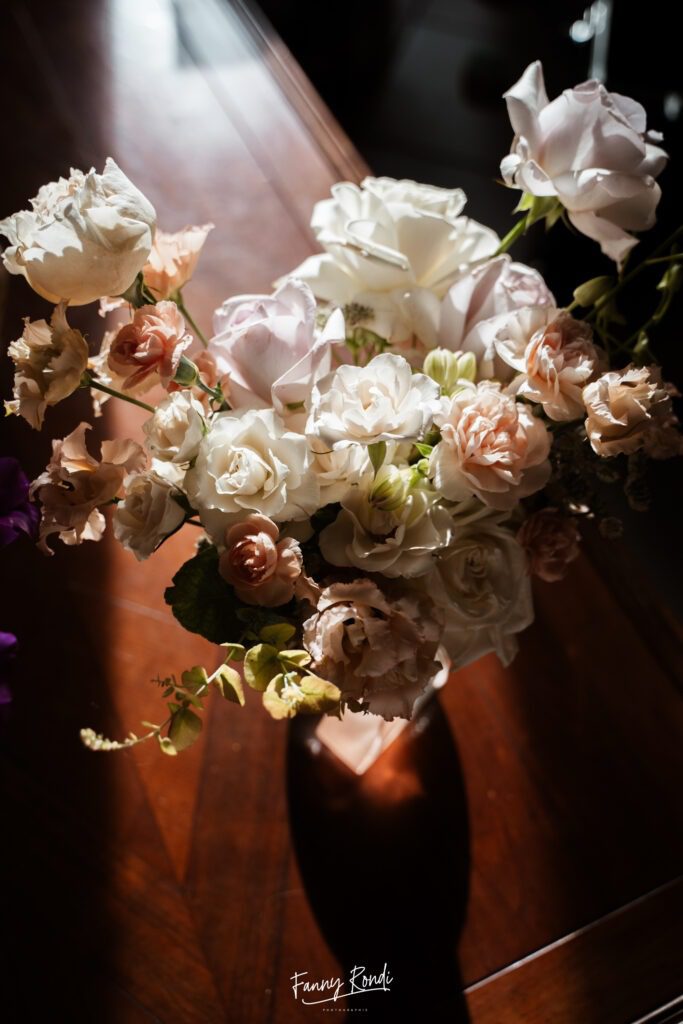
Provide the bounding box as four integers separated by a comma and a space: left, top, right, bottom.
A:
143, 223, 214, 300
218, 513, 303, 607
108, 300, 191, 389
517, 508, 581, 583
431, 381, 551, 509
501, 62, 668, 265
302, 578, 444, 721
208, 279, 344, 423
30, 423, 146, 554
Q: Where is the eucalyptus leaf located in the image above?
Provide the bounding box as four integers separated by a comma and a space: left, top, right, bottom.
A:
158, 736, 178, 756
260, 623, 296, 647
181, 666, 209, 694
168, 707, 203, 752
164, 544, 242, 644
214, 665, 245, 706
244, 643, 280, 691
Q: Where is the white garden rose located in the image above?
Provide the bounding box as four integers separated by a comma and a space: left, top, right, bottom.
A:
0, 159, 156, 305
113, 471, 185, 561
307, 352, 440, 449
185, 408, 319, 536
431, 381, 551, 509
310, 441, 371, 507
286, 176, 499, 306
320, 482, 454, 578
142, 391, 205, 464
428, 520, 533, 669
501, 62, 668, 264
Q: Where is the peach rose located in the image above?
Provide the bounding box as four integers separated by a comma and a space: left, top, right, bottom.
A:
517, 509, 581, 583
583, 364, 682, 457
431, 381, 551, 509
302, 578, 443, 720
143, 224, 213, 300
496, 309, 600, 421
30, 423, 145, 554
218, 513, 302, 607
108, 300, 191, 389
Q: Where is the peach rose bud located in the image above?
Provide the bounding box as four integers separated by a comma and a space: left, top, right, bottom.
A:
219, 514, 302, 607
108, 300, 191, 389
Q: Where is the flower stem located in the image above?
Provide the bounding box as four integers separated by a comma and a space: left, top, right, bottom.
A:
84, 375, 155, 413
196, 378, 223, 404
177, 297, 209, 348
494, 215, 528, 256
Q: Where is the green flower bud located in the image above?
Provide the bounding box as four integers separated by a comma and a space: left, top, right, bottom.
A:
173, 354, 200, 387
423, 348, 476, 396
369, 464, 409, 512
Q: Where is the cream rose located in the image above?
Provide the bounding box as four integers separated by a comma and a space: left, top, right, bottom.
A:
185, 408, 319, 536
303, 578, 444, 720
583, 364, 681, 457
428, 521, 533, 669
218, 514, 302, 606
108, 301, 191, 389
307, 352, 440, 449
495, 308, 600, 420
142, 391, 205, 464
143, 223, 213, 300
320, 482, 454, 578
501, 62, 667, 264
431, 381, 551, 509
0, 159, 156, 304
286, 176, 499, 305
113, 471, 185, 561
30, 423, 145, 554
310, 441, 371, 507
7, 303, 89, 428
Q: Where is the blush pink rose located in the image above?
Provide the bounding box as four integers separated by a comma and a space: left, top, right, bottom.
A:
143, 224, 214, 300
108, 300, 191, 389
218, 513, 302, 607
517, 509, 581, 583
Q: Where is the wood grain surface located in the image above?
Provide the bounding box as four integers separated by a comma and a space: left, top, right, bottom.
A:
0, 1, 681, 1022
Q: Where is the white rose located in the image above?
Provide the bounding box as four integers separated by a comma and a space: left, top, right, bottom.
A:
0, 158, 156, 305
113, 471, 185, 561
142, 391, 205, 464
185, 408, 319, 538
431, 381, 551, 509
428, 521, 533, 669
307, 352, 440, 449
320, 483, 454, 578
310, 441, 371, 507
285, 176, 499, 306
501, 62, 667, 264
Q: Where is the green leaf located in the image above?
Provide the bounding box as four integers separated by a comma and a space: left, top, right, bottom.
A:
414, 442, 433, 458
260, 623, 296, 647
573, 276, 614, 307
262, 674, 296, 720
298, 674, 342, 715
278, 649, 312, 669
244, 643, 280, 691
214, 665, 245, 705
168, 707, 203, 752
158, 736, 178, 756
262, 672, 341, 720
164, 544, 242, 644
368, 441, 387, 475
220, 642, 246, 662
181, 666, 209, 694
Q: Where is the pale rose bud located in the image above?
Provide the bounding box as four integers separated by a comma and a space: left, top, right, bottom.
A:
583, 364, 680, 457
501, 62, 667, 264
7, 303, 89, 429
142, 391, 205, 464
0, 159, 156, 305
423, 348, 476, 396
218, 514, 303, 607
143, 224, 213, 300
108, 300, 191, 389
517, 509, 581, 583
113, 471, 185, 561
369, 464, 409, 512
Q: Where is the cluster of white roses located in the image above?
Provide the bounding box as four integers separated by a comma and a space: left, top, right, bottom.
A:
3, 63, 682, 738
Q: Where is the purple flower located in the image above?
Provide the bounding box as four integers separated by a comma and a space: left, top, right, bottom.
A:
0, 456, 39, 547
0, 631, 18, 707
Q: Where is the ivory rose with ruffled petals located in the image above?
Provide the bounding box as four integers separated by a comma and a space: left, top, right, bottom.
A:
286, 176, 499, 306
303, 579, 444, 720
7, 303, 89, 428
143, 391, 205, 464
30, 423, 145, 554
501, 62, 668, 264
143, 224, 213, 299
431, 381, 551, 509
583, 365, 682, 457
113, 471, 185, 561
209, 279, 344, 423
0, 159, 156, 305
108, 301, 191, 389
219, 514, 302, 606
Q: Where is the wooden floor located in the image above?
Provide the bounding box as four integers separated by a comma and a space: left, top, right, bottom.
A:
1, 1, 682, 1021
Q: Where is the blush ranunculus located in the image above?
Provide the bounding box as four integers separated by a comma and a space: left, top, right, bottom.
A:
218, 514, 303, 606
107, 300, 191, 389
501, 62, 668, 264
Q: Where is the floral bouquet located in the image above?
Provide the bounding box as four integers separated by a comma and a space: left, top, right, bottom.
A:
2, 62, 681, 758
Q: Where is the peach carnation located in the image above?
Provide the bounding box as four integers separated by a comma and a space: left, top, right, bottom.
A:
108, 300, 190, 389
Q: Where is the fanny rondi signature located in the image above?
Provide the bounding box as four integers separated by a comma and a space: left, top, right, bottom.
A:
291, 964, 393, 1006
